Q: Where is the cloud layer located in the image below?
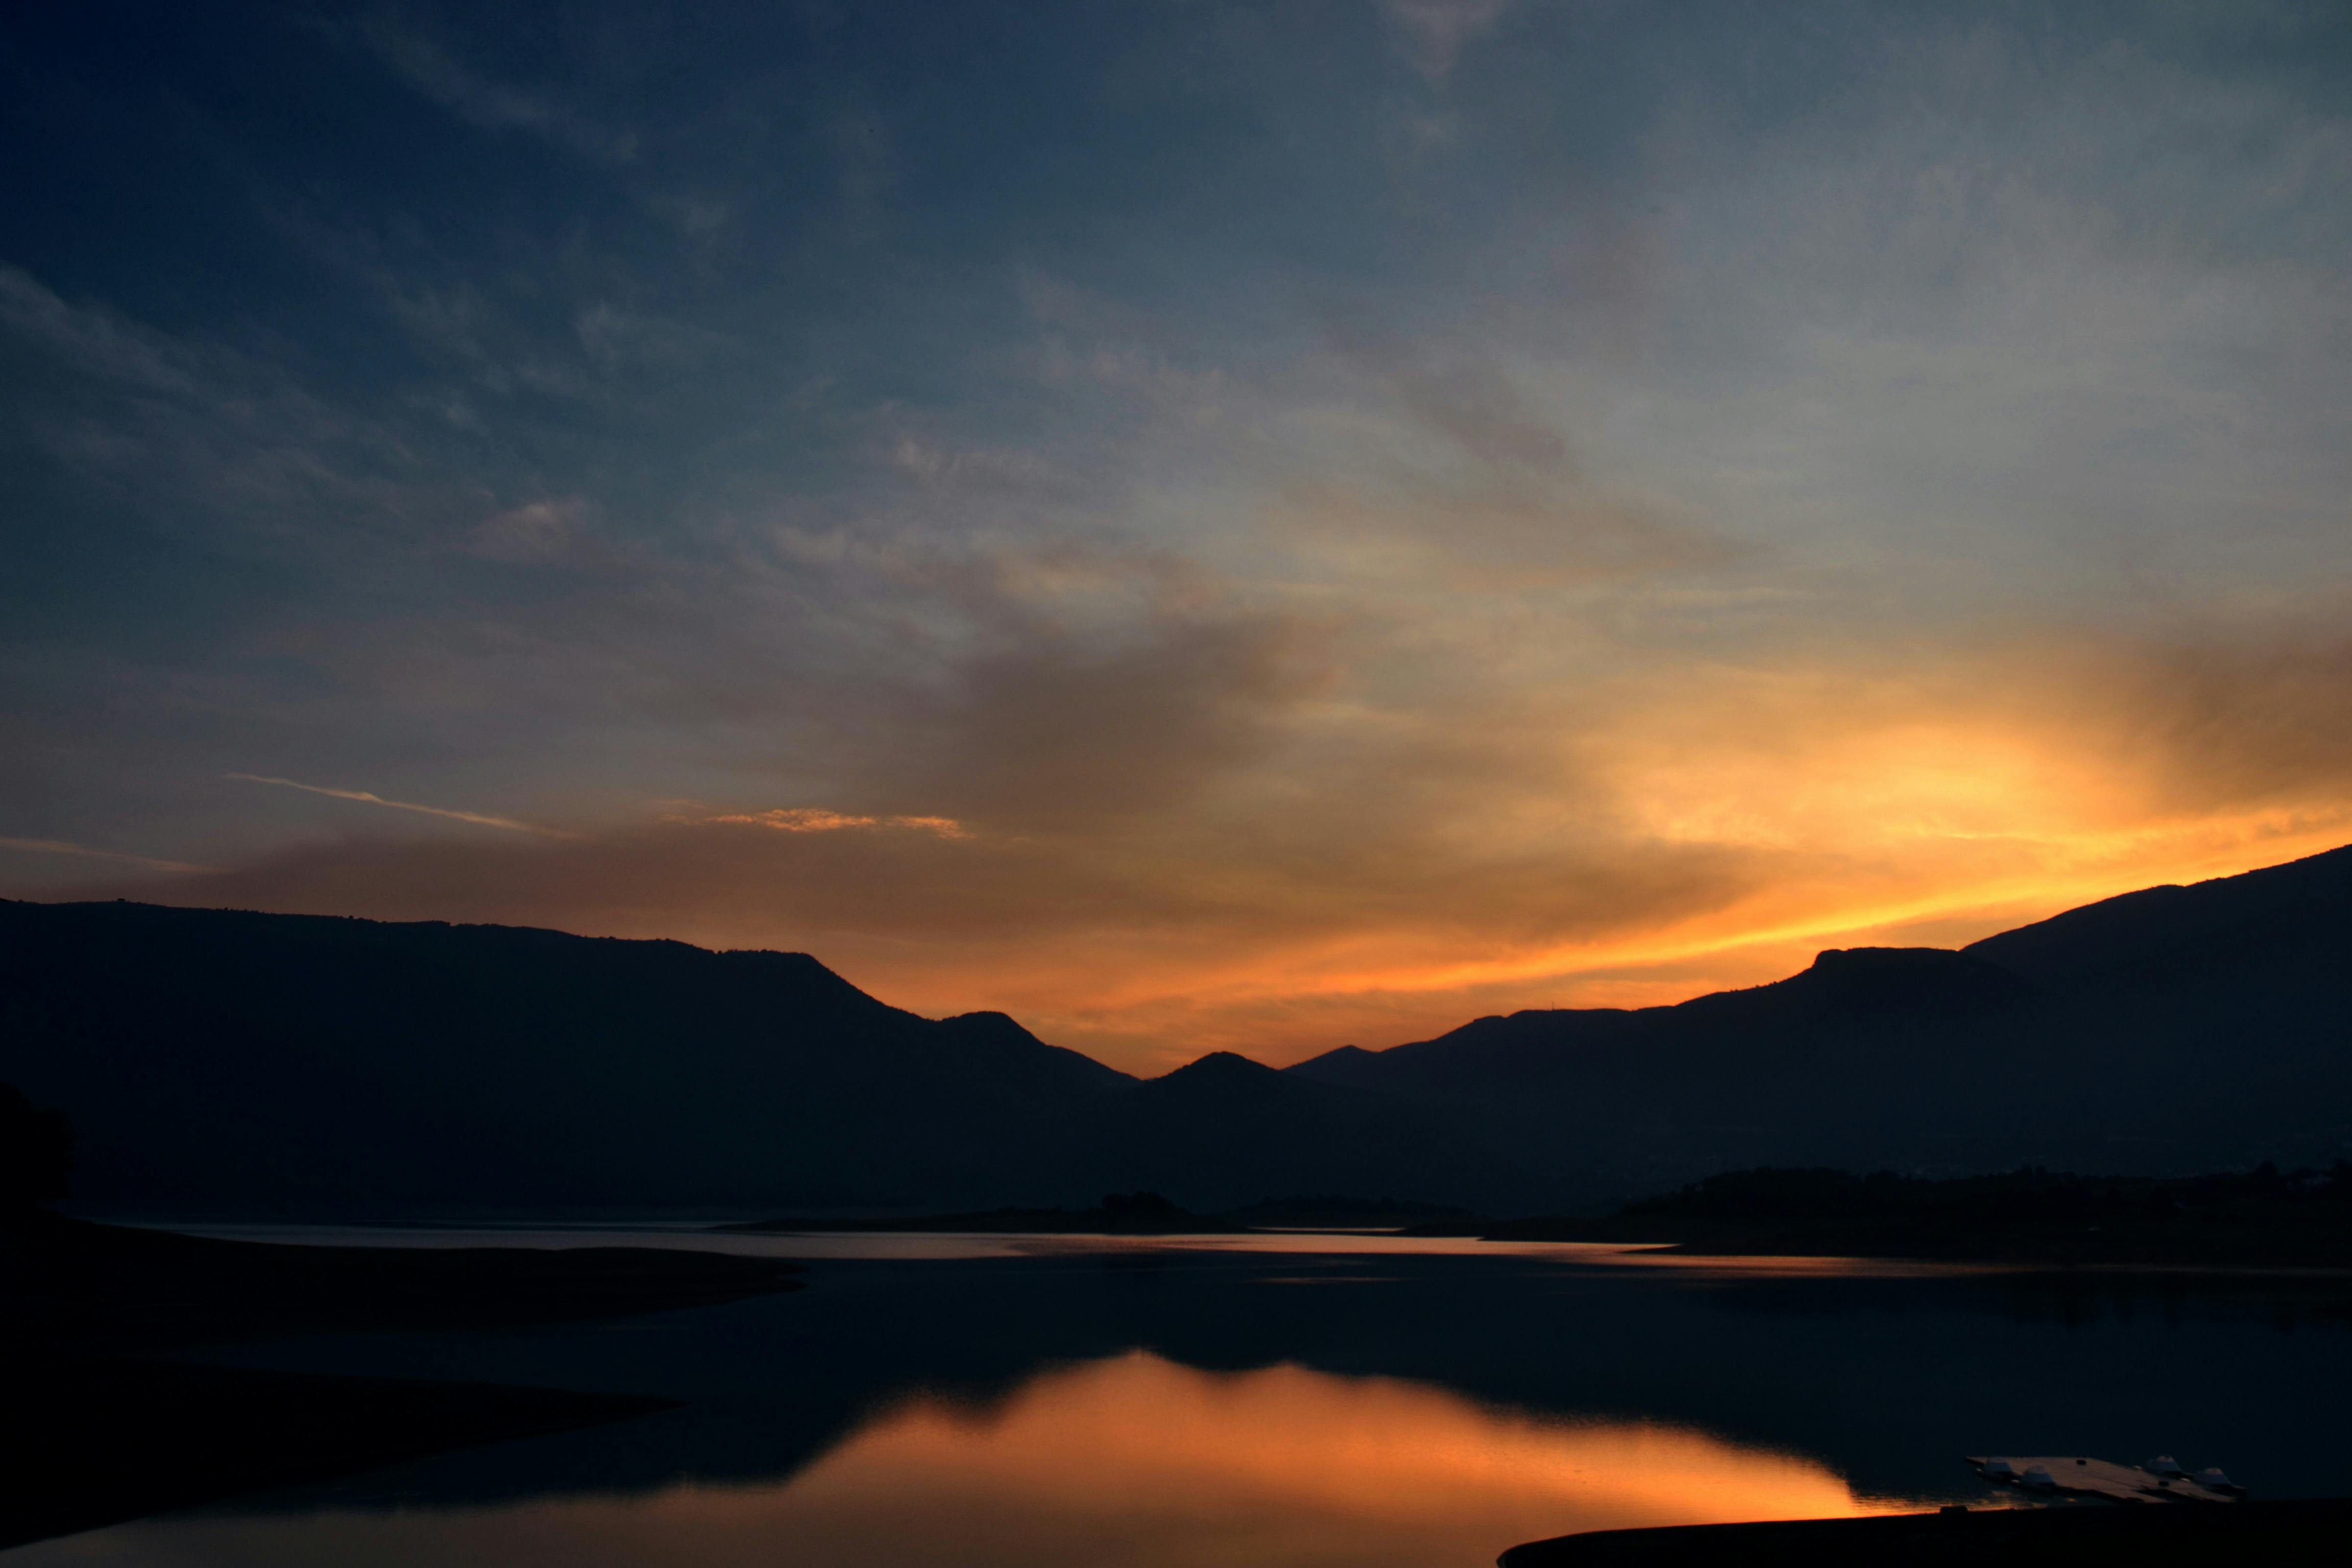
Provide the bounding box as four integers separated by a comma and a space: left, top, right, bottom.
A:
5, 3, 2350, 1069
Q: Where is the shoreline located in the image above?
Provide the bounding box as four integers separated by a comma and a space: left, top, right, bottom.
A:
1, 1208, 808, 1551
1, 1356, 675, 1552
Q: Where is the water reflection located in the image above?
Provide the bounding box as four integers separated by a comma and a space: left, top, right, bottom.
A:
17, 1242, 2348, 1564
158, 1221, 1985, 1275
10, 1352, 1903, 1568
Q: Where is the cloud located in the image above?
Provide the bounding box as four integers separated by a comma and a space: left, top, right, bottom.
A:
1275, 341, 1745, 586
0, 267, 195, 395
11, 5, 2352, 1077
698, 807, 971, 840
1380, 0, 1512, 86
354, 15, 639, 164
68, 797, 1763, 1068
871, 602, 1334, 830
0, 262, 495, 566
597, 535, 1344, 835
2076, 628, 2352, 814
0, 838, 210, 874
227, 775, 567, 836
1280, 481, 1733, 588
470, 499, 582, 563
59, 602, 2352, 1073
573, 303, 739, 374
1379, 354, 1573, 480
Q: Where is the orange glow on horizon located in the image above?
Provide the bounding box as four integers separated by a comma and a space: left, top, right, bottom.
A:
49, 635, 2352, 1077
839, 807, 2352, 1071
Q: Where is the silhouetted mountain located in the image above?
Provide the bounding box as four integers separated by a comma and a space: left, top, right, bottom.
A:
5, 844, 2349, 1216
1965, 843, 2352, 986
1290, 845, 2352, 1198
1086, 1049, 1530, 1206
0, 901, 1135, 1212
0, 900, 1518, 1213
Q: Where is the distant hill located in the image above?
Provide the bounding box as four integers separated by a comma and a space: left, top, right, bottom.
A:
4, 844, 2349, 1215
0, 900, 1521, 1214
1289, 844, 2352, 1194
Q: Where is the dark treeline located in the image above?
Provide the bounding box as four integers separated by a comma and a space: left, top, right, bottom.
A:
1622, 1162, 2352, 1221
1479, 1162, 2352, 1266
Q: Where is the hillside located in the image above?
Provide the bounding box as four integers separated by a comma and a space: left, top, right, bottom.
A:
1289, 844, 2352, 1194
0, 900, 1520, 1213
5, 844, 2349, 1215
0, 901, 1129, 1210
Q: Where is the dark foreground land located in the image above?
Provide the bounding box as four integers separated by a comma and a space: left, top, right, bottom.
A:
0, 1208, 805, 1550
0, 1355, 671, 1552
1501, 1499, 2352, 1566
1455, 1166, 2352, 1269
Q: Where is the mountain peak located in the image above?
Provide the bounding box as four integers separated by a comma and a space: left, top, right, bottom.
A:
1794, 945, 2033, 1014
1809, 945, 1956, 968
1158, 1050, 1279, 1083
1281, 1044, 1387, 1090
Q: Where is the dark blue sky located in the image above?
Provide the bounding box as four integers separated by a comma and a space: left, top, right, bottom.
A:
5, 1, 2350, 1067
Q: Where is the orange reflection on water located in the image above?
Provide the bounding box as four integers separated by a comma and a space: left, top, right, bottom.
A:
13, 1351, 1905, 1568
768, 1349, 1896, 1563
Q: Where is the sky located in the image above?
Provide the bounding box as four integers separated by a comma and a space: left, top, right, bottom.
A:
4, 1, 2350, 1073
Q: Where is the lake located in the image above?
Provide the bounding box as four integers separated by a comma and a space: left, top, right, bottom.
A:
11, 1229, 2352, 1566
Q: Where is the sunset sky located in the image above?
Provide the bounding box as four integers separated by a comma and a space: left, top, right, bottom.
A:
5, 2, 2349, 1072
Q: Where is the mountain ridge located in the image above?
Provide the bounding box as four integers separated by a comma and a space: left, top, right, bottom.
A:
6, 842, 2349, 1214
1280, 845, 2352, 1195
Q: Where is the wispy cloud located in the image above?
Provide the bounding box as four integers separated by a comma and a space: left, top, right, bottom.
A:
0, 266, 194, 394
354, 16, 638, 164
469, 498, 582, 562
11, 4, 2352, 1075
1380, 0, 1511, 86
228, 775, 566, 836
699, 807, 971, 840
0, 838, 211, 873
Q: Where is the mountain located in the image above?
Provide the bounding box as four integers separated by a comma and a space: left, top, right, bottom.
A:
5, 844, 2349, 1216
0, 901, 1130, 1211
1079, 1050, 1530, 1208
0, 899, 1520, 1214
1964, 842, 2352, 987
1289, 844, 2352, 1195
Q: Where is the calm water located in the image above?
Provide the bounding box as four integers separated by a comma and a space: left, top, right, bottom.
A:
13, 1229, 2352, 1566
